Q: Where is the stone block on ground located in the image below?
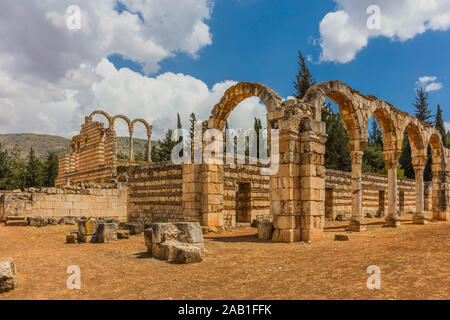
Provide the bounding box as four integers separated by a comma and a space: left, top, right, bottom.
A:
5, 220, 28, 227
257, 221, 274, 240
0, 258, 17, 293
66, 233, 78, 244
151, 241, 178, 261
172, 243, 203, 264
174, 222, 204, 243
97, 223, 118, 243
335, 234, 349, 241
117, 230, 130, 239
121, 222, 144, 235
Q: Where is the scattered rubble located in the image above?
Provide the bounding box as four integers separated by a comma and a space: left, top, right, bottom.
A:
0, 258, 17, 293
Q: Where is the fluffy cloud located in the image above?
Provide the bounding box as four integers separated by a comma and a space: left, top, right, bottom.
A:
319, 0, 450, 63
0, 1, 236, 139
416, 75, 443, 92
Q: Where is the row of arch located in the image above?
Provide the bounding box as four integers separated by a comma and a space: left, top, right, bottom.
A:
202, 81, 448, 237
88, 110, 153, 163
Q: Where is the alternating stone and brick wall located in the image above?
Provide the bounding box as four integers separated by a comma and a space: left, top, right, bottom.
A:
325, 169, 419, 219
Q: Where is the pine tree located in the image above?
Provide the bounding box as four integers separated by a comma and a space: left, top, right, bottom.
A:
43, 151, 59, 187
399, 133, 414, 179
293, 50, 315, 99
25, 148, 44, 188
413, 88, 433, 124
0, 143, 12, 190
368, 119, 383, 148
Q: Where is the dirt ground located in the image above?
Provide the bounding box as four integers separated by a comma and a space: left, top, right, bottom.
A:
0, 214, 449, 300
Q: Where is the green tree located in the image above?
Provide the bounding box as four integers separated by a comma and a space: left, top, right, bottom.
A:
25, 148, 44, 188
43, 151, 59, 187
253, 117, 262, 157
322, 102, 351, 172
293, 50, 315, 99
152, 130, 177, 162
413, 88, 433, 124
399, 133, 414, 179
189, 113, 197, 140
368, 119, 383, 147
435, 104, 446, 145
0, 143, 13, 190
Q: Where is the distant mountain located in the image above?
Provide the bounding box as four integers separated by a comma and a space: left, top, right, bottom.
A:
0, 133, 156, 159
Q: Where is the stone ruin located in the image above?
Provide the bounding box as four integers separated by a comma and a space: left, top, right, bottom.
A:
1, 80, 449, 245
0, 258, 16, 293
144, 222, 205, 264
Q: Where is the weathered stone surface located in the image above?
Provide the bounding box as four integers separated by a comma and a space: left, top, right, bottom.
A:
97, 223, 118, 243
151, 223, 181, 244
384, 214, 401, 228
257, 221, 274, 240
172, 243, 203, 264
66, 233, 78, 244
151, 241, 177, 261
412, 213, 428, 225
5, 220, 28, 226
117, 230, 130, 239
0, 258, 17, 293
174, 222, 204, 243
122, 222, 144, 235
335, 234, 349, 241
347, 217, 367, 232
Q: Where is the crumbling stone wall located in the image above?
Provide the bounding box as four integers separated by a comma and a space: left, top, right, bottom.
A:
0, 184, 127, 220
325, 169, 416, 219
56, 118, 117, 186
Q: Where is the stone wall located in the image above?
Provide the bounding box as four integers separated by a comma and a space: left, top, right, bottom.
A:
223, 163, 271, 228
0, 184, 127, 220
325, 169, 418, 219
56, 119, 117, 186
127, 162, 184, 224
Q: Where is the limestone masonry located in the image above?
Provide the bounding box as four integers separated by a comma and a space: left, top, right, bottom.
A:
2, 80, 449, 243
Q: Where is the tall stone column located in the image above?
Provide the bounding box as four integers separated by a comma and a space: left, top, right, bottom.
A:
348, 150, 367, 232
128, 124, 134, 163
412, 165, 427, 224
271, 116, 302, 243
299, 119, 327, 241
384, 150, 401, 227
147, 135, 152, 163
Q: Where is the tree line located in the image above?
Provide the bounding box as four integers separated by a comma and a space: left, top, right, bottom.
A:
0, 145, 59, 190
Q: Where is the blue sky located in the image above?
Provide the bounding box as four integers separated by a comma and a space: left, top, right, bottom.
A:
1, 0, 449, 138
111, 0, 450, 123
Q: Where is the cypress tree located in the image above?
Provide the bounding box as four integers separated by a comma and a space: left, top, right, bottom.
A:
293, 50, 315, 99
435, 104, 446, 143
43, 151, 59, 187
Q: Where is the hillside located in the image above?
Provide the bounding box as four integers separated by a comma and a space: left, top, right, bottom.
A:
0, 134, 155, 159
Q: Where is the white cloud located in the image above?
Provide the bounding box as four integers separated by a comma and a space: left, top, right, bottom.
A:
318, 0, 450, 63
0, 0, 220, 138
416, 75, 443, 92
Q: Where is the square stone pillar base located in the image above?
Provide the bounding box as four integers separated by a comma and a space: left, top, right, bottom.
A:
433, 211, 450, 221
272, 228, 301, 243
412, 213, 428, 225
347, 217, 367, 232
202, 212, 223, 228
384, 214, 401, 228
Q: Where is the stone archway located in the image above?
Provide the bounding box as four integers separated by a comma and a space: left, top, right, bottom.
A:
201, 82, 284, 229
428, 133, 447, 221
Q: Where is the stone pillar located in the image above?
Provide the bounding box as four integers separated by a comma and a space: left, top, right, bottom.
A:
129, 126, 134, 162
271, 116, 302, 243
431, 162, 448, 221
147, 135, 152, 163
412, 165, 427, 224
348, 150, 367, 232
200, 122, 224, 229
384, 150, 401, 227
299, 118, 327, 242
